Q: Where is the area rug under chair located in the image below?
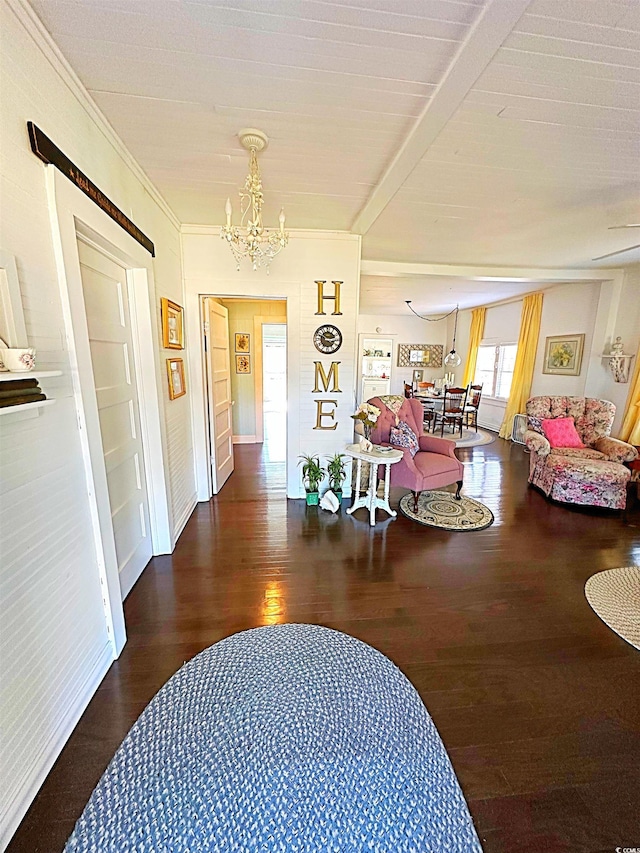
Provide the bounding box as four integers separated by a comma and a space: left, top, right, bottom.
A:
453, 427, 495, 449
400, 490, 494, 531
64, 624, 482, 852
585, 566, 640, 650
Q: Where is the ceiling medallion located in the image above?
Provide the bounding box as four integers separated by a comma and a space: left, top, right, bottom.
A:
221, 129, 288, 272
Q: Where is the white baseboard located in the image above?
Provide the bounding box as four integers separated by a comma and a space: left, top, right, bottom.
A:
172, 494, 197, 547
232, 435, 258, 444
2, 641, 113, 850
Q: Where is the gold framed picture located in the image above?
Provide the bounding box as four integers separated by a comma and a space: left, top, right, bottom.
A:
236, 354, 251, 374
161, 298, 184, 349
543, 334, 585, 376
235, 333, 250, 353
397, 343, 443, 368
166, 357, 186, 399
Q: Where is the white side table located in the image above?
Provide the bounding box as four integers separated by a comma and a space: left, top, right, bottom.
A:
345, 443, 403, 526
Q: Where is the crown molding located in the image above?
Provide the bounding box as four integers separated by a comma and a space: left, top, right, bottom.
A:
7, 0, 181, 232
181, 225, 359, 242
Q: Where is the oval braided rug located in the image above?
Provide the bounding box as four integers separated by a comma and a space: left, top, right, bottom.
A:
65, 624, 482, 852
585, 566, 640, 651
399, 490, 494, 532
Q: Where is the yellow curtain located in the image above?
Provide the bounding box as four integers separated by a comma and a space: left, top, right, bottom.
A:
462, 307, 486, 388
499, 292, 544, 440
619, 340, 640, 444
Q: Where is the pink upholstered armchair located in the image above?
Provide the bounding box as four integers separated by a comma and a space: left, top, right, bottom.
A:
525, 396, 637, 510
368, 396, 464, 511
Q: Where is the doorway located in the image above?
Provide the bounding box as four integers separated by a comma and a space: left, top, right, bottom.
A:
202, 297, 287, 496
261, 323, 287, 462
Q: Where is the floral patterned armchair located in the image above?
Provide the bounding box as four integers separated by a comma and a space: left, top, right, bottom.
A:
524, 396, 638, 510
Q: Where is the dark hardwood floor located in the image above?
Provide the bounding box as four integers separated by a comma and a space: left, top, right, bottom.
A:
8, 436, 640, 853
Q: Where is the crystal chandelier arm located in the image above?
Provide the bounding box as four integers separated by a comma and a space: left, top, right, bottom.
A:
221, 130, 288, 271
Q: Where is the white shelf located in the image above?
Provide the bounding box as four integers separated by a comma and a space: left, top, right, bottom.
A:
0, 399, 56, 417
600, 353, 634, 359
0, 370, 62, 382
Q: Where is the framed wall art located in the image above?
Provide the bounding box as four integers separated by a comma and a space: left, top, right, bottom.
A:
412, 369, 423, 383
236, 354, 251, 374
166, 358, 186, 399
235, 333, 250, 353
161, 298, 183, 349
397, 344, 443, 368
543, 334, 585, 376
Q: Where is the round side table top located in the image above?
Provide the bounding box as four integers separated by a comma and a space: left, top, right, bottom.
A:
345, 443, 403, 463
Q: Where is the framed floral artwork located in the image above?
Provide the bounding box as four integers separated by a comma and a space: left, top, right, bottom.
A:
543, 334, 585, 376
235, 333, 250, 353
166, 358, 186, 399
236, 354, 251, 374
161, 298, 183, 349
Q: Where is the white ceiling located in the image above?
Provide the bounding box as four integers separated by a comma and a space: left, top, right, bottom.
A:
28, 0, 640, 311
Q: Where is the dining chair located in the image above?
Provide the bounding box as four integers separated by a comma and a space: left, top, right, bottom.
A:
464, 384, 483, 431
434, 386, 468, 437
404, 383, 413, 398
416, 382, 437, 432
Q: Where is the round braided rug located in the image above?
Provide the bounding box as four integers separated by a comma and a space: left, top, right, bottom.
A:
585, 566, 640, 651
454, 427, 495, 449
64, 624, 481, 852
399, 490, 494, 531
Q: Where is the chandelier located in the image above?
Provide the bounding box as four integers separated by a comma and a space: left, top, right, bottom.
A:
221, 129, 288, 272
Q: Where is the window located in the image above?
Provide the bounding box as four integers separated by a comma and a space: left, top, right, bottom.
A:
475, 344, 517, 399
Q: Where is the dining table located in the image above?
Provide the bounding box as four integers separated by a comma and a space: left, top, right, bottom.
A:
414, 391, 446, 432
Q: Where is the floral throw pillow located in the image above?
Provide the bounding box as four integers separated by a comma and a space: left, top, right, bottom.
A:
541, 416, 585, 449
389, 420, 419, 457
527, 415, 544, 434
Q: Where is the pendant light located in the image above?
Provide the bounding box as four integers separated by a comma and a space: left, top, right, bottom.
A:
443, 305, 461, 368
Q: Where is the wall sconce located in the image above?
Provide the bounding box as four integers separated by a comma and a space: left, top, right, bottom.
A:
601, 337, 635, 383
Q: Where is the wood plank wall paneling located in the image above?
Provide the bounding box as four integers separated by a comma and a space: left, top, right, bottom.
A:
0, 4, 194, 844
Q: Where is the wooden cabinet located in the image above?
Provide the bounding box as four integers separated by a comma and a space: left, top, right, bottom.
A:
362, 377, 390, 400
359, 335, 393, 403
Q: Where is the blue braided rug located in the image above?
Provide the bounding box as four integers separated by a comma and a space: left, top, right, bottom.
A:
65, 624, 482, 852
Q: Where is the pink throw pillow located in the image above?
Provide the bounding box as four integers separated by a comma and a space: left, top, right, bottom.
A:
541, 417, 585, 449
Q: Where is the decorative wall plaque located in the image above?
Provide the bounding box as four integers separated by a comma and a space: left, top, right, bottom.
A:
397, 344, 443, 368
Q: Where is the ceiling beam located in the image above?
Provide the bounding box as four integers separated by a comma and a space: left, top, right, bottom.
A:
360, 260, 621, 283
350, 0, 532, 236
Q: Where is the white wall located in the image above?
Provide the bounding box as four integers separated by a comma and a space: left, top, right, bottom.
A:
584, 265, 639, 434
454, 278, 638, 435
0, 3, 195, 844
182, 228, 361, 500
530, 281, 601, 397
357, 313, 448, 394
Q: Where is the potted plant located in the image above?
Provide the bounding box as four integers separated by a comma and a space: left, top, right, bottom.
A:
298, 453, 325, 506
326, 453, 347, 502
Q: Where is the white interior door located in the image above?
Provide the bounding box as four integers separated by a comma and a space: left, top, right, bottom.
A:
205, 298, 234, 493
78, 240, 152, 599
